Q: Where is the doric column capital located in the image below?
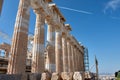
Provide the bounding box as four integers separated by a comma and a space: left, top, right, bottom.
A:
66, 37, 71, 42
70, 41, 76, 47
62, 32, 67, 38
33, 8, 44, 15
55, 26, 62, 32
73, 45, 77, 48
35, 13, 45, 25
45, 19, 54, 26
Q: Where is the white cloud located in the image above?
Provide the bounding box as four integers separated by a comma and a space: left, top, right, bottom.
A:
104, 0, 120, 13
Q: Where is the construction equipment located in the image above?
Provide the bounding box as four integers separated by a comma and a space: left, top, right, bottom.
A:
84, 51, 99, 80
84, 47, 89, 72
95, 56, 99, 80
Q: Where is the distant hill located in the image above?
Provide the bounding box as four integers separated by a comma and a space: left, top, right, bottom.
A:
99, 73, 114, 75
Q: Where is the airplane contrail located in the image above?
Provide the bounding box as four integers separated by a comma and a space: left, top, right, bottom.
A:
58, 6, 93, 15
111, 16, 120, 20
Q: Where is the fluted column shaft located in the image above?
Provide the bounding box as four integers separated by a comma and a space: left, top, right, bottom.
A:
55, 28, 63, 73
7, 0, 30, 74
81, 53, 85, 71
62, 33, 68, 72
67, 39, 73, 72
77, 50, 81, 71
71, 43, 75, 72
31, 13, 45, 73
80, 51, 83, 71
73, 46, 77, 71
74, 47, 78, 71
46, 23, 55, 72
76, 49, 80, 71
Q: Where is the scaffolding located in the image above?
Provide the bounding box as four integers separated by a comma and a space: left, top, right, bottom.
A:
84, 47, 89, 72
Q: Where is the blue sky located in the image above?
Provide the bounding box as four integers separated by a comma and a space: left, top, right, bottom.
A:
0, 0, 120, 74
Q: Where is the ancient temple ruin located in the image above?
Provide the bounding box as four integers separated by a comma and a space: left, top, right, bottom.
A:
0, 0, 86, 80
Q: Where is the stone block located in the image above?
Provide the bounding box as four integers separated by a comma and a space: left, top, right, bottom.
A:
0, 74, 22, 80
21, 74, 27, 80
73, 72, 82, 80
61, 72, 69, 80
29, 73, 41, 80
61, 72, 73, 80
41, 72, 51, 80
68, 72, 73, 80
51, 72, 62, 80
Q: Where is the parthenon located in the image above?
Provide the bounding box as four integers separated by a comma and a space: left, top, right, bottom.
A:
0, 0, 86, 80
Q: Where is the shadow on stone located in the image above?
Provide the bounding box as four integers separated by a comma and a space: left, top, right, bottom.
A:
29, 73, 41, 80
0, 74, 27, 80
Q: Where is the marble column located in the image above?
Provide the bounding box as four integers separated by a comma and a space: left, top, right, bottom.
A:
74, 47, 78, 71
67, 38, 73, 72
55, 28, 63, 73
46, 23, 55, 72
81, 53, 85, 71
31, 13, 45, 73
7, 0, 30, 74
76, 49, 80, 71
77, 50, 81, 71
80, 51, 83, 71
73, 46, 77, 71
62, 33, 68, 72
71, 42, 75, 72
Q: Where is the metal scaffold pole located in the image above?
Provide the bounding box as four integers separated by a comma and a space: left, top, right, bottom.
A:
84, 47, 89, 72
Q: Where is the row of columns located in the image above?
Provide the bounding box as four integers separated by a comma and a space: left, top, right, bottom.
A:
7, 0, 84, 74
47, 27, 84, 73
